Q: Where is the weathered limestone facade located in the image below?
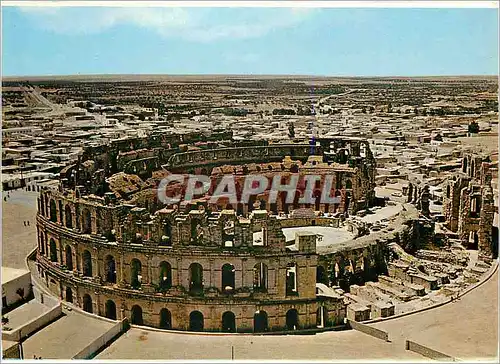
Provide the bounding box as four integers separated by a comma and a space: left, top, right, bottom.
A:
442, 153, 496, 260
36, 135, 379, 332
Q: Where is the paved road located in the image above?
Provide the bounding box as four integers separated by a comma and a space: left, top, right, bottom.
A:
96, 327, 424, 361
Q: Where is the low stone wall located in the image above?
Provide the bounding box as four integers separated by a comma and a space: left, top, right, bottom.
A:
33, 284, 60, 308
405, 340, 455, 361
279, 217, 340, 229
347, 319, 389, 341
72, 319, 127, 359
1, 303, 62, 342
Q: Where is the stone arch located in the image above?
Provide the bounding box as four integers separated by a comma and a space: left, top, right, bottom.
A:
65, 287, 73, 303
159, 308, 172, 329
65, 245, 73, 270
50, 200, 57, 222
130, 259, 142, 289
82, 250, 92, 277
131, 305, 143, 325
82, 208, 92, 234
462, 157, 468, 173
105, 255, 117, 283
189, 263, 203, 294
105, 300, 117, 320
49, 239, 57, 262
189, 311, 204, 331
83, 294, 93, 313
253, 263, 268, 292
253, 310, 268, 333
222, 311, 236, 332
159, 261, 172, 290
222, 263, 235, 293
286, 309, 299, 330
345, 179, 352, 189
65, 205, 73, 228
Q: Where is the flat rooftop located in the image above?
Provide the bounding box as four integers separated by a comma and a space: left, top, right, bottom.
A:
1, 266, 30, 284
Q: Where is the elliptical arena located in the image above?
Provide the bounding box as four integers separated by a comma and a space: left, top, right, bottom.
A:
34, 132, 497, 333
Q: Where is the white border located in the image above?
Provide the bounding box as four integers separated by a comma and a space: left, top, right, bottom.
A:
1, 1, 498, 8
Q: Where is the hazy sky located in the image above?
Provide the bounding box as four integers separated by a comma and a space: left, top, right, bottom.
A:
2, 6, 498, 76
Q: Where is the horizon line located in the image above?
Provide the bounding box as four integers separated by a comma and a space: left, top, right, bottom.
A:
2, 73, 498, 80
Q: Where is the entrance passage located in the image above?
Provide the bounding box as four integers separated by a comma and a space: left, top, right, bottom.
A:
253, 310, 268, 333
189, 311, 204, 332
131, 305, 143, 325
286, 309, 299, 330
159, 308, 172, 329
105, 300, 117, 320
82, 294, 92, 313
222, 311, 236, 332
65, 287, 73, 303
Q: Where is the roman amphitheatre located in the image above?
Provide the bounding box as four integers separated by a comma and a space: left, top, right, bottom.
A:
33, 130, 497, 335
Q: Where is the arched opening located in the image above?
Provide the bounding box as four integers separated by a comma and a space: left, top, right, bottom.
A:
159, 261, 172, 290
65, 245, 73, 270
446, 184, 450, 199
49, 239, 57, 262
82, 208, 92, 234
316, 306, 328, 328
253, 263, 268, 292
105, 255, 116, 283
462, 158, 468, 173
189, 311, 204, 332
222, 220, 234, 247
190, 219, 203, 244
316, 265, 327, 284
105, 300, 117, 320
65, 287, 73, 303
345, 179, 352, 190
131, 305, 143, 325
286, 263, 298, 296
50, 200, 57, 223
130, 259, 142, 289
222, 311, 236, 332
189, 263, 203, 295
286, 309, 299, 330
83, 294, 93, 313
160, 221, 172, 246
159, 308, 172, 329
253, 310, 268, 333
65, 205, 73, 228
40, 234, 45, 255
222, 263, 235, 293
82, 250, 92, 277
